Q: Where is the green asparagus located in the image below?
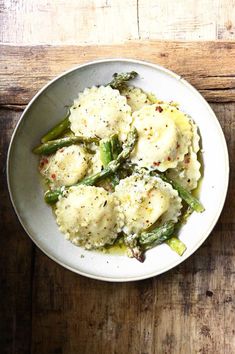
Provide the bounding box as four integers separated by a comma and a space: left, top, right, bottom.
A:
110, 134, 122, 159
44, 128, 138, 204
166, 237, 187, 256
33, 136, 100, 155
41, 113, 70, 143
99, 137, 119, 186
139, 221, 175, 249
108, 71, 138, 90
44, 189, 62, 205
99, 139, 113, 167
110, 134, 122, 186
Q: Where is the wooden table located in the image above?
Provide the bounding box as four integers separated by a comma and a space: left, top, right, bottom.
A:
1, 2, 235, 353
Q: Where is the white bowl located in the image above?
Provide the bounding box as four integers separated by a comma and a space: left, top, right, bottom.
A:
7, 59, 229, 281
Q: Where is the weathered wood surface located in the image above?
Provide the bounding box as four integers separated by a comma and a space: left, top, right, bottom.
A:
0, 0, 235, 44
0, 102, 234, 353
1, 42, 235, 106
0, 109, 33, 353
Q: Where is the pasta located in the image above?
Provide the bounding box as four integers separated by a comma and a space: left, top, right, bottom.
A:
130, 103, 192, 171
55, 185, 123, 249
39, 145, 90, 188
69, 86, 132, 140
34, 71, 204, 261
115, 173, 182, 235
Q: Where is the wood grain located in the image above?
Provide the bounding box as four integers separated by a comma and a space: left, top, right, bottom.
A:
0, 41, 235, 106
0, 0, 234, 44
0, 109, 34, 354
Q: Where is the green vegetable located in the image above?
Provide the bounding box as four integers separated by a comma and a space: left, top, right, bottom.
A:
110, 134, 122, 159
110, 134, 122, 186
166, 237, 187, 256
33, 136, 100, 155
99, 137, 119, 186
99, 139, 113, 167
169, 179, 204, 213
153, 172, 204, 213
108, 71, 138, 90
44, 189, 62, 205
41, 113, 70, 143
44, 128, 138, 204
128, 245, 145, 263
139, 221, 175, 249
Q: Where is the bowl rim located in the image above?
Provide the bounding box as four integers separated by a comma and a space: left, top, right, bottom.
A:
7, 58, 230, 282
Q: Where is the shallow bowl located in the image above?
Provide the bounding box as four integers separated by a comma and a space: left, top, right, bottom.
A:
7, 59, 229, 281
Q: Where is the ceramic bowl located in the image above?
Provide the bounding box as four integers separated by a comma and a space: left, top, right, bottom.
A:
7, 59, 229, 281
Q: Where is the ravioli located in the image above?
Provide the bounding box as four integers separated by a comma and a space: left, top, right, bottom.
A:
166, 119, 201, 190
39, 145, 90, 188
69, 86, 132, 140
35, 74, 204, 259
130, 104, 192, 171
120, 86, 151, 112
55, 185, 123, 249
115, 173, 182, 235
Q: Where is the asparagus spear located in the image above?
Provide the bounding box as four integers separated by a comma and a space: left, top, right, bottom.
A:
108, 71, 138, 90
99, 136, 120, 187
99, 139, 113, 166
128, 245, 145, 263
168, 178, 204, 213
153, 172, 205, 213
110, 134, 122, 159
41, 113, 70, 143
139, 221, 175, 249
44, 128, 138, 204
33, 136, 100, 155
123, 233, 145, 263
44, 189, 62, 205
110, 134, 122, 186
166, 237, 187, 256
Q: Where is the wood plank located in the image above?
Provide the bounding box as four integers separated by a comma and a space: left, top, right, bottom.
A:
138, 0, 235, 41
0, 42, 235, 105
138, 0, 219, 40
1, 0, 234, 45
29, 102, 234, 353
0, 0, 139, 45
0, 109, 34, 354
217, 0, 235, 39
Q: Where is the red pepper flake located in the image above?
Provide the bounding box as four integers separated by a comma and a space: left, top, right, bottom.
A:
167, 156, 171, 161
126, 95, 130, 99
176, 143, 180, 149
155, 106, 163, 113
153, 161, 161, 166
39, 157, 49, 169
51, 174, 56, 179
